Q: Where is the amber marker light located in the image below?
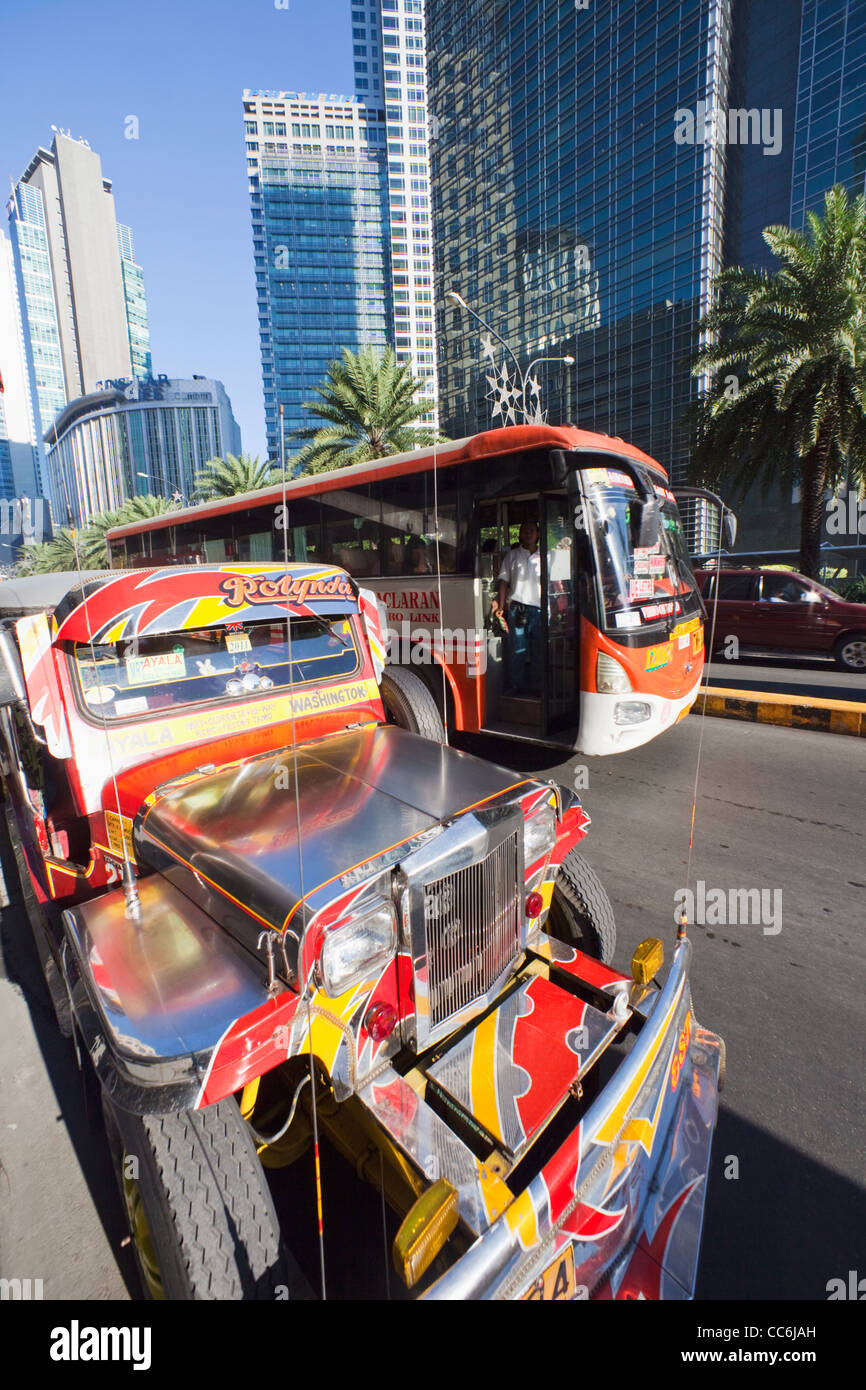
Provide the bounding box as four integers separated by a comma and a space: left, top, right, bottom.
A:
632, 937, 664, 986
393, 1179, 459, 1288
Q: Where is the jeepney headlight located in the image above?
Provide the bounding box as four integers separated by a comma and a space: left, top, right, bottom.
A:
320, 899, 397, 997
523, 803, 556, 869
596, 651, 633, 694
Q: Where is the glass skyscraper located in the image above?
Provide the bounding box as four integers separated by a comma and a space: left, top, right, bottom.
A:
7, 131, 153, 519
428, 0, 734, 481
351, 0, 438, 423
244, 90, 392, 460
428, 0, 866, 533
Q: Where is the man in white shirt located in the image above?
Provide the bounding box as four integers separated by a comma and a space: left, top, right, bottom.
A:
492, 519, 541, 695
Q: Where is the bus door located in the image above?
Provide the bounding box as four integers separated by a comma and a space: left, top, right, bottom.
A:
542, 492, 579, 736
476, 494, 579, 741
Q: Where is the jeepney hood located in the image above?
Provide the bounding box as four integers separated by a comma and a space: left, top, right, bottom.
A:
134, 723, 534, 943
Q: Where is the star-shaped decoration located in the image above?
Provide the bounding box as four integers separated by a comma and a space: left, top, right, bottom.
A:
480, 332, 496, 362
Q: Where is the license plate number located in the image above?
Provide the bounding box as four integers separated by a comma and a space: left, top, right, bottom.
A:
521, 1244, 576, 1300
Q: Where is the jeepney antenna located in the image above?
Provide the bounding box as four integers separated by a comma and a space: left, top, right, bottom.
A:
682, 508, 727, 941
62, 494, 141, 924
278, 402, 328, 1298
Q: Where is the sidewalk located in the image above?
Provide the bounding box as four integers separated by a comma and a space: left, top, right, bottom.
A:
694, 685, 866, 737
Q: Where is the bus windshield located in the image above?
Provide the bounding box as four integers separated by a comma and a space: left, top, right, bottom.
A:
583, 469, 698, 631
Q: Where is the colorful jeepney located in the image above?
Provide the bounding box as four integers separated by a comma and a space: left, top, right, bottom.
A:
0, 562, 723, 1300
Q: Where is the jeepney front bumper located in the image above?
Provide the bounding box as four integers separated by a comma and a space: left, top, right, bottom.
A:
359, 936, 722, 1301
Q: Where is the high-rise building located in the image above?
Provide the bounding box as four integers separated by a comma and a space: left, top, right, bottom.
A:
0, 228, 42, 499
45, 376, 241, 526
351, 0, 438, 421
244, 89, 393, 458
427, 0, 866, 565
7, 132, 152, 443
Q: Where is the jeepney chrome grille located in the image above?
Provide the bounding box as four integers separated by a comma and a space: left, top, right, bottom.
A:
423, 831, 521, 1030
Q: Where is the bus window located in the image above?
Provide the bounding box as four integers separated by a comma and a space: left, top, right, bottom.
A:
320, 490, 381, 578
379, 474, 462, 575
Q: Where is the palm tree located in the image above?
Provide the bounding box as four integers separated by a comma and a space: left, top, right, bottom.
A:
83, 494, 181, 569
291, 345, 442, 474
194, 452, 280, 500
689, 185, 866, 577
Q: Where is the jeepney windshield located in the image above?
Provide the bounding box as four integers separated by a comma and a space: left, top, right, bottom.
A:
70, 615, 361, 721
583, 469, 700, 632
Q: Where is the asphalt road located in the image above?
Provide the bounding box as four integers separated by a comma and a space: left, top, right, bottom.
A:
470, 714, 866, 1301
1, 714, 863, 1302
705, 654, 866, 703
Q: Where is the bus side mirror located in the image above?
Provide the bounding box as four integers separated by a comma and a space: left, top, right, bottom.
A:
723, 512, 737, 548
634, 497, 660, 549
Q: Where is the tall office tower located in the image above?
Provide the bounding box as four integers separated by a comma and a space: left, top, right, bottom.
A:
351, 0, 438, 425
0, 228, 42, 499
244, 89, 393, 459
428, 0, 866, 551
8, 132, 152, 442
427, 0, 735, 481
117, 224, 153, 380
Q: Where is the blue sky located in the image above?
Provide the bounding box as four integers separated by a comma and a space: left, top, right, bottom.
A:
1, 0, 357, 459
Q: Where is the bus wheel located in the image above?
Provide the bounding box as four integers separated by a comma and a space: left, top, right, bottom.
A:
102, 1093, 294, 1300
379, 667, 445, 742
548, 851, 617, 964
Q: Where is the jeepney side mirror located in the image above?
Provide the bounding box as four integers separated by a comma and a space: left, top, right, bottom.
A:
634, 496, 661, 550
722, 511, 737, 548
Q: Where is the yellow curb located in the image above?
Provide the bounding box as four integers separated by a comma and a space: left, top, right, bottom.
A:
692, 686, 866, 737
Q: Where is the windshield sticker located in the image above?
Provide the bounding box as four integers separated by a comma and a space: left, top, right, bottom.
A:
114, 695, 149, 716
84, 685, 116, 705
633, 544, 661, 558
614, 610, 641, 629
226, 632, 252, 654
629, 578, 655, 601
125, 651, 187, 685
649, 555, 666, 576
646, 642, 673, 671
641, 600, 678, 620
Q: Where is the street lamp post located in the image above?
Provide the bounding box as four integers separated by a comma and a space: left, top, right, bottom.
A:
445, 290, 574, 426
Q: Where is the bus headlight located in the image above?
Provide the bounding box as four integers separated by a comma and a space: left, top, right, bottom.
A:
523, 802, 556, 868
320, 900, 397, 996
597, 652, 633, 694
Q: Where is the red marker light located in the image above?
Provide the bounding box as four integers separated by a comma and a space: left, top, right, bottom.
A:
364, 1001, 398, 1041
525, 891, 544, 919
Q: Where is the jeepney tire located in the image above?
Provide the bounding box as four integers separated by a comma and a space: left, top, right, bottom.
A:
548, 851, 617, 964
102, 1092, 294, 1301
380, 666, 446, 742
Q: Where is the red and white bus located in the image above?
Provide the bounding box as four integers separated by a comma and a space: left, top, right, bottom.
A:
107, 424, 706, 755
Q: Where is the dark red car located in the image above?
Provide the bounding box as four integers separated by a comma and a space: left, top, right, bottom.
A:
694, 567, 866, 672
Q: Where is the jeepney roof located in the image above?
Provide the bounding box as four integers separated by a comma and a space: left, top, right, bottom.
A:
48, 563, 359, 644
0, 564, 359, 640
